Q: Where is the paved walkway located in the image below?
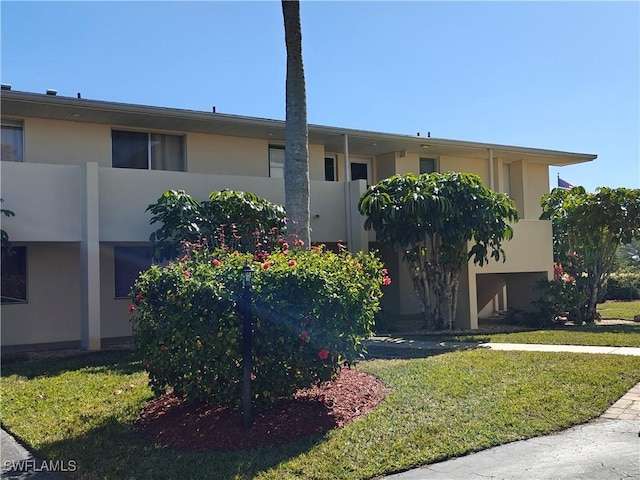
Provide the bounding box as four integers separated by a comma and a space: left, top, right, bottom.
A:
364, 336, 640, 357
2, 341, 639, 479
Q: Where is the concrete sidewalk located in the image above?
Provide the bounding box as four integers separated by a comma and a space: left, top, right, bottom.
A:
364, 336, 640, 357
1, 429, 59, 479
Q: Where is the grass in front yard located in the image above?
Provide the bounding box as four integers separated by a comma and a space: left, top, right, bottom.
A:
397, 302, 640, 347
401, 323, 640, 347
598, 300, 640, 321
2, 349, 640, 479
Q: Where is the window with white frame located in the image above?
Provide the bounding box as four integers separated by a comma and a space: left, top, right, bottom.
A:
112, 130, 185, 171
113, 246, 154, 298
269, 145, 285, 178
1, 246, 27, 304
1, 119, 24, 162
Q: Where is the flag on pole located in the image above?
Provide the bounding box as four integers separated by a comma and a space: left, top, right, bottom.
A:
557, 177, 574, 190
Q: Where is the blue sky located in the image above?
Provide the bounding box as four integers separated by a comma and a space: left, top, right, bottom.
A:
1, 1, 638, 192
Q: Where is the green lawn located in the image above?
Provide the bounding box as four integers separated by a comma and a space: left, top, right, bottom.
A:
397, 301, 640, 347
400, 323, 640, 347
2, 349, 640, 480
598, 300, 640, 321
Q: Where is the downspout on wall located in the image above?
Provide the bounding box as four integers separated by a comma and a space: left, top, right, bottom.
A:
343, 133, 353, 250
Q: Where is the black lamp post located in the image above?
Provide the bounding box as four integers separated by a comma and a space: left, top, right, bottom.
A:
242, 263, 255, 429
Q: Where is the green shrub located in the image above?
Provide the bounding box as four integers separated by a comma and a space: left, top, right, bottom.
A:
147, 189, 287, 261
603, 272, 640, 301
130, 245, 387, 408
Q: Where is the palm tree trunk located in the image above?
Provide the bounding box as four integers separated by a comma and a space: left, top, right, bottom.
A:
282, 0, 310, 248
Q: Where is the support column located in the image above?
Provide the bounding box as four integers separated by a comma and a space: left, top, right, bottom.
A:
343, 134, 353, 250
488, 148, 494, 190
81, 162, 101, 350
455, 262, 479, 330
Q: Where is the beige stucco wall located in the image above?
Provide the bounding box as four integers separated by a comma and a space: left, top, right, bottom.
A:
440, 155, 489, 183
395, 152, 419, 176
523, 162, 549, 219
0, 162, 83, 242
1, 243, 81, 346
307, 144, 330, 181
187, 132, 269, 176
23, 118, 111, 166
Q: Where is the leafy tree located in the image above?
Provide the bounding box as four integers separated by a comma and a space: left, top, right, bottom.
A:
617, 238, 640, 270
540, 186, 640, 324
1, 198, 15, 248
359, 172, 519, 330
282, 0, 310, 248
146, 189, 286, 261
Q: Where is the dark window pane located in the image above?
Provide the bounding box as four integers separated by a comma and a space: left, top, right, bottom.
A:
351, 162, 368, 181
1, 246, 27, 303
324, 157, 336, 181
114, 246, 153, 298
112, 130, 149, 169
420, 157, 436, 174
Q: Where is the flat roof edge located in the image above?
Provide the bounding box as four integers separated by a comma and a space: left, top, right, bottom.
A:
1, 90, 597, 160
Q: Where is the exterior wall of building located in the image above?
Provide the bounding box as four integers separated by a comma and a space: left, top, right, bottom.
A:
23, 117, 112, 166
0, 96, 594, 348
186, 132, 270, 176
441, 155, 488, 183
2, 243, 81, 346
0, 162, 83, 242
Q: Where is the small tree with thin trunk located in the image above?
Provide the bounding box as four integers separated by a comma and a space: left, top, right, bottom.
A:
540, 186, 640, 324
359, 172, 519, 330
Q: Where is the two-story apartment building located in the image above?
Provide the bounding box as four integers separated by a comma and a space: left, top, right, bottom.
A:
0, 89, 596, 351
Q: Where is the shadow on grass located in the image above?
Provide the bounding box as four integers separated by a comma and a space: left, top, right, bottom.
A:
1, 350, 143, 379
364, 344, 479, 360
26, 414, 330, 480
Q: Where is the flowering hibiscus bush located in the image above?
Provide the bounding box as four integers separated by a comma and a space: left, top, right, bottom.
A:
130, 244, 388, 408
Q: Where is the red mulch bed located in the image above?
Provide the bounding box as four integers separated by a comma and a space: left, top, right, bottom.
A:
135, 368, 391, 452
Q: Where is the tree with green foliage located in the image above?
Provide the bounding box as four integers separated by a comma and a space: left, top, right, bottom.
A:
359, 172, 519, 330
146, 189, 286, 261
282, 0, 311, 248
540, 186, 640, 324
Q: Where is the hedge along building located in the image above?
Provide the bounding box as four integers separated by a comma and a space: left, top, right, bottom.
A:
0, 89, 596, 351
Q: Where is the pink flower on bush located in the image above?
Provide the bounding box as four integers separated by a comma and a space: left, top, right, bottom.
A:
300, 331, 309, 342
383, 276, 392, 286
182, 270, 191, 277
135, 293, 144, 302
160, 344, 167, 352
128, 304, 135, 314
288, 259, 297, 267
212, 259, 222, 267
263, 261, 272, 270
282, 242, 290, 251
318, 349, 329, 360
